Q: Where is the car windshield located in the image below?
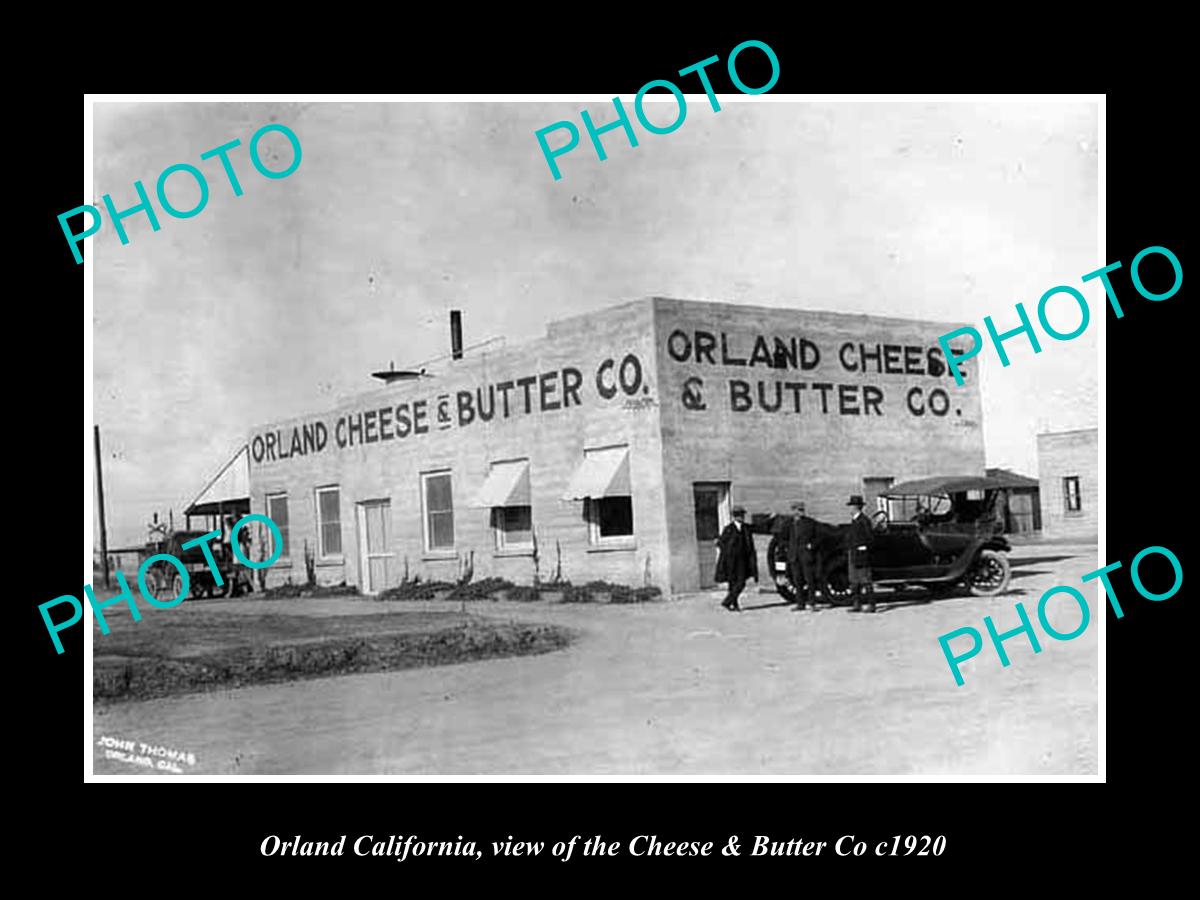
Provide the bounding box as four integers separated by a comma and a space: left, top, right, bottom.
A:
887, 493, 953, 522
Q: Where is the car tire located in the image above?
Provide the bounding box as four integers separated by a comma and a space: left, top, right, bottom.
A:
968, 549, 1011, 596
766, 537, 797, 603
822, 561, 853, 605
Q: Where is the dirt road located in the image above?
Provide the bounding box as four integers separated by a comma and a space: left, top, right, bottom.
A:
92, 544, 1098, 776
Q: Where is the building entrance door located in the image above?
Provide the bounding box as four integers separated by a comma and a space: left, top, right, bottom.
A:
693, 482, 731, 589
357, 499, 394, 595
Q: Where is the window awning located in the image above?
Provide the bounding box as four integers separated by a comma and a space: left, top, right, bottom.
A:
470, 459, 531, 508
185, 444, 251, 516
562, 446, 631, 500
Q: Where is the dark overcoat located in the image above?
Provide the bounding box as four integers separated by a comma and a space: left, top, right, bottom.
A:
787, 514, 820, 586
846, 513, 875, 585
788, 515, 819, 559
715, 522, 758, 584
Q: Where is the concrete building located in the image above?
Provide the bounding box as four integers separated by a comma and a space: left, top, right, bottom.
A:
246, 297, 986, 595
1036, 428, 1098, 540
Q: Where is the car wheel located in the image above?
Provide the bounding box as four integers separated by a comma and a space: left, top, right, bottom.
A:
968, 549, 1011, 596
766, 537, 796, 603
823, 565, 853, 604
773, 573, 797, 603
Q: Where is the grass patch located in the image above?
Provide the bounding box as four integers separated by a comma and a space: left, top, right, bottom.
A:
93, 609, 575, 704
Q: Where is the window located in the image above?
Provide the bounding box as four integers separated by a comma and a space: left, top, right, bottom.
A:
265, 493, 290, 559
588, 496, 634, 544
316, 486, 342, 557
473, 458, 532, 552
494, 505, 533, 550
422, 471, 455, 552
562, 444, 634, 547
1063, 476, 1082, 514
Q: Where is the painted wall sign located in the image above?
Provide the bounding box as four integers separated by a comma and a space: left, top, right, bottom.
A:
252, 354, 654, 465
663, 327, 976, 422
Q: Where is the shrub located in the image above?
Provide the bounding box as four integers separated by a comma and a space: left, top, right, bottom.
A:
255, 581, 360, 600
612, 585, 663, 604
377, 581, 456, 601
561, 584, 594, 604
507, 586, 541, 602
560, 582, 663, 604
447, 577, 515, 602
582, 580, 627, 593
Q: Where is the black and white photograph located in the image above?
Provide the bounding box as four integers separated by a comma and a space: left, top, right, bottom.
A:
85, 95, 1100, 778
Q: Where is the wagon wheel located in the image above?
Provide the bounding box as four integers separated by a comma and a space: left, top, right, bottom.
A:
143, 561, 181, 604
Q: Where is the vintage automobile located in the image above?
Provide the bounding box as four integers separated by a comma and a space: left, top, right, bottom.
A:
760, 515, 847, 604
762, 474, 1015, 604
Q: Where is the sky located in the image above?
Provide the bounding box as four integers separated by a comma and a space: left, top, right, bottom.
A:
91, 99, 1098, 548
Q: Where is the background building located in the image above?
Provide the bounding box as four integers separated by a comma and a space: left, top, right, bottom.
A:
1036, 428, 1098, 540
985, 466, 1042, 535
246, 297, 987, 595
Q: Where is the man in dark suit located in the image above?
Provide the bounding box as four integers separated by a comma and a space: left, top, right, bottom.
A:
787, 500, 822, 611
846, 495, 876, 613
715, 506, 758, 612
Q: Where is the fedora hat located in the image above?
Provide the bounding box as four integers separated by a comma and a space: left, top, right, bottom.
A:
847, 494, 866, 508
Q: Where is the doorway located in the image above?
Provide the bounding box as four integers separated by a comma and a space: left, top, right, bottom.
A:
693, 482, 731, 588
357, 499, 394, 595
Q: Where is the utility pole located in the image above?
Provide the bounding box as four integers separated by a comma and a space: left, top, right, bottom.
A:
94, 425, 110, 588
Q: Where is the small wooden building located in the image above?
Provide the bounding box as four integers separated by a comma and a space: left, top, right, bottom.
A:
984, 467, 1041, 534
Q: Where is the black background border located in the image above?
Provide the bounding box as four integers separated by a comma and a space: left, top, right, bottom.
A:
19, 27, 1188, 884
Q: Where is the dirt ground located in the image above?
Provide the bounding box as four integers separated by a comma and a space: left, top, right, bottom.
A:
92, 543, 1099, 776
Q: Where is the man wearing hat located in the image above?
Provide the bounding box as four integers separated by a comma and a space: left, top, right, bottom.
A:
845, 495, 876, 613
787, 500, 822, 611
715, 506, 758, 612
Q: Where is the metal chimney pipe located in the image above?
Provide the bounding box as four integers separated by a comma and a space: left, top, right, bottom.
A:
450, 310, 463, 360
